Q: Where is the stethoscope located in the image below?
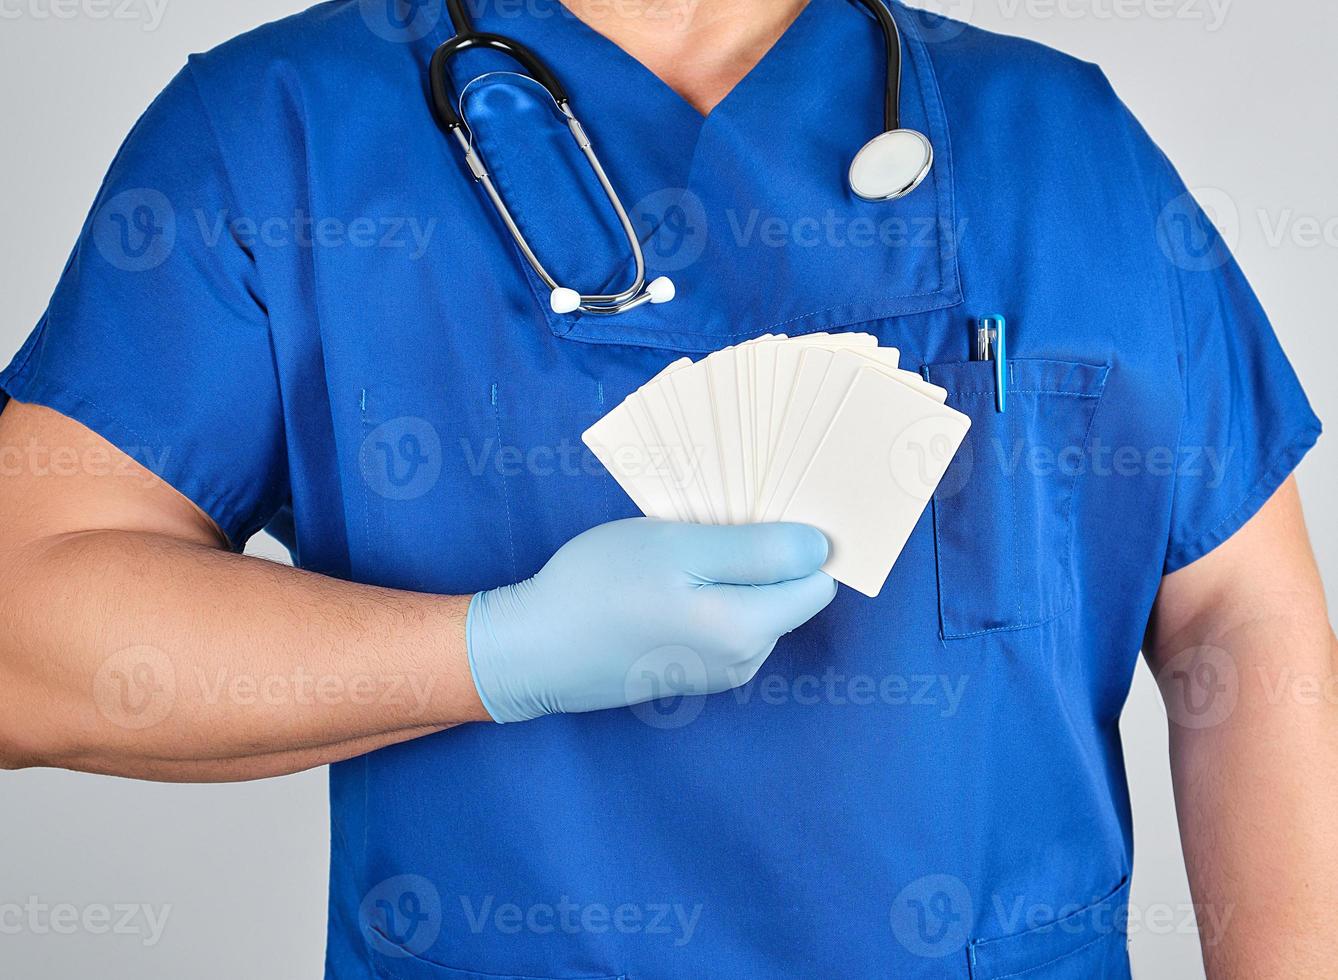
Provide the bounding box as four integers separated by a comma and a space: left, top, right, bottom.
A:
429, 0, 933, 316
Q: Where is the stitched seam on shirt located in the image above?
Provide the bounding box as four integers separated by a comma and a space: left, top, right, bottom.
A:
941, 595, 1076, 640
184, 64, 258, 254
369, 937, 626, 980
1195, 425, 1320, 543
902, 0, 957, 296
34, 376, 152, 447
1056, 366, 1110, 622
184, 62, 291, 537
596, 381, 612, 526
764, 290, 955, 331
1166, 421, 1321, 571
930, 494, 951, 641
10, 374, 249, 546
1008, 402, 1023, 624
921, 364, 952, 641
565, 291, 960, 344
947, 390, 1100, 398
0, 319, 47, 389
183, 65, 280, 360
980, 933, 1112, 980
492, 383, 519, 580
360, 754, 375, 979
358, 390, 374, 577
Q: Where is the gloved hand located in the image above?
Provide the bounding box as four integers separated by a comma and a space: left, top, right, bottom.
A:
467, 519, 838, 723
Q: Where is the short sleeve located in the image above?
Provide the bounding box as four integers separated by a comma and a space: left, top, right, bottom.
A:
0, 64, 288, 548
1136, 122, 1323, 573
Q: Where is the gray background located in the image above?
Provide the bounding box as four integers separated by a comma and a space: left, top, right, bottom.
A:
0, 1, 1333, 977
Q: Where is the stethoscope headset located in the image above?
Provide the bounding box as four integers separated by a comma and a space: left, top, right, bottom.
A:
429, 0, 933, 316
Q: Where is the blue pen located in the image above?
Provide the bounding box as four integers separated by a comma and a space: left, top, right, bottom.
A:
976, 315, 1007, 413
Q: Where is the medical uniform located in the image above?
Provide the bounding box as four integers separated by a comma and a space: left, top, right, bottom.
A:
1, 0, 1321, 976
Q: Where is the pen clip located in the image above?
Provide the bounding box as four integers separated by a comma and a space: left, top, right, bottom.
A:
977, 315, 1007, 413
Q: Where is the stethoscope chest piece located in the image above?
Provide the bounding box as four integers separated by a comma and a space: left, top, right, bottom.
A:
848, 128, 934, 202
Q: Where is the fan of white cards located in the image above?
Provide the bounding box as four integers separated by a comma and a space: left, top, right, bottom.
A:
583, 333, 972, 598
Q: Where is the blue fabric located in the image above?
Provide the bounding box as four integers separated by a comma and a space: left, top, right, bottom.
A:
0, 0, 1321, 977
0, 68, 287, 548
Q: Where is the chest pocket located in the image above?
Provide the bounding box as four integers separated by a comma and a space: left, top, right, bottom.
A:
921, 359, 1109, 639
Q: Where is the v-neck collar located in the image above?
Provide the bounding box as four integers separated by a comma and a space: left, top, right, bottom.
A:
693, 0, 826, 122
426, 0, 961, 352
574, 0, 818, 123
454, 0, 818, 122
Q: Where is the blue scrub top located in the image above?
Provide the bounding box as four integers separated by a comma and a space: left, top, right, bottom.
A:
2, 1, 1321, 977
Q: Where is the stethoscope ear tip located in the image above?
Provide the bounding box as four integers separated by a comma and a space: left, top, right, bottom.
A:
550, 287, 583, 315
648, 277, 676, 305
550, 278, 675, 315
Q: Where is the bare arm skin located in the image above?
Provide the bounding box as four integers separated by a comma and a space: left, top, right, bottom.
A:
1146, 478, 1338, 977
0, 400, 491, 783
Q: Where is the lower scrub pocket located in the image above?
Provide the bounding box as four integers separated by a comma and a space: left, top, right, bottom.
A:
967, 877, 1131, 980
369, 930, 625, 980
366, 926, 626, 980
921, 359, 1109, 639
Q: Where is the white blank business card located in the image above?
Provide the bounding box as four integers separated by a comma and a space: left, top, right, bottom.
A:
779, 365, 971, 597
582, 334, 969, 598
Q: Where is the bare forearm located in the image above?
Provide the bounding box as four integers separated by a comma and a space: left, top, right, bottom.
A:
0, 529, 488, 780
1151, 482, 1338, 976
1163, 611, 1338, 977
51, 725, 450, 784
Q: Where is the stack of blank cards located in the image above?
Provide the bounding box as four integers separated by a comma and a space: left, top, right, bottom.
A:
583, 334, 972, 597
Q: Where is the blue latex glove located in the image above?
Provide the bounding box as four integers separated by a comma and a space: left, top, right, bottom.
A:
467, 519, 838, 723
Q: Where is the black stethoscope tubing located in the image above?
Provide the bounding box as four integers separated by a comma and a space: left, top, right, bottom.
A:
431, 0, 905, 138
426, 0, 922, 315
